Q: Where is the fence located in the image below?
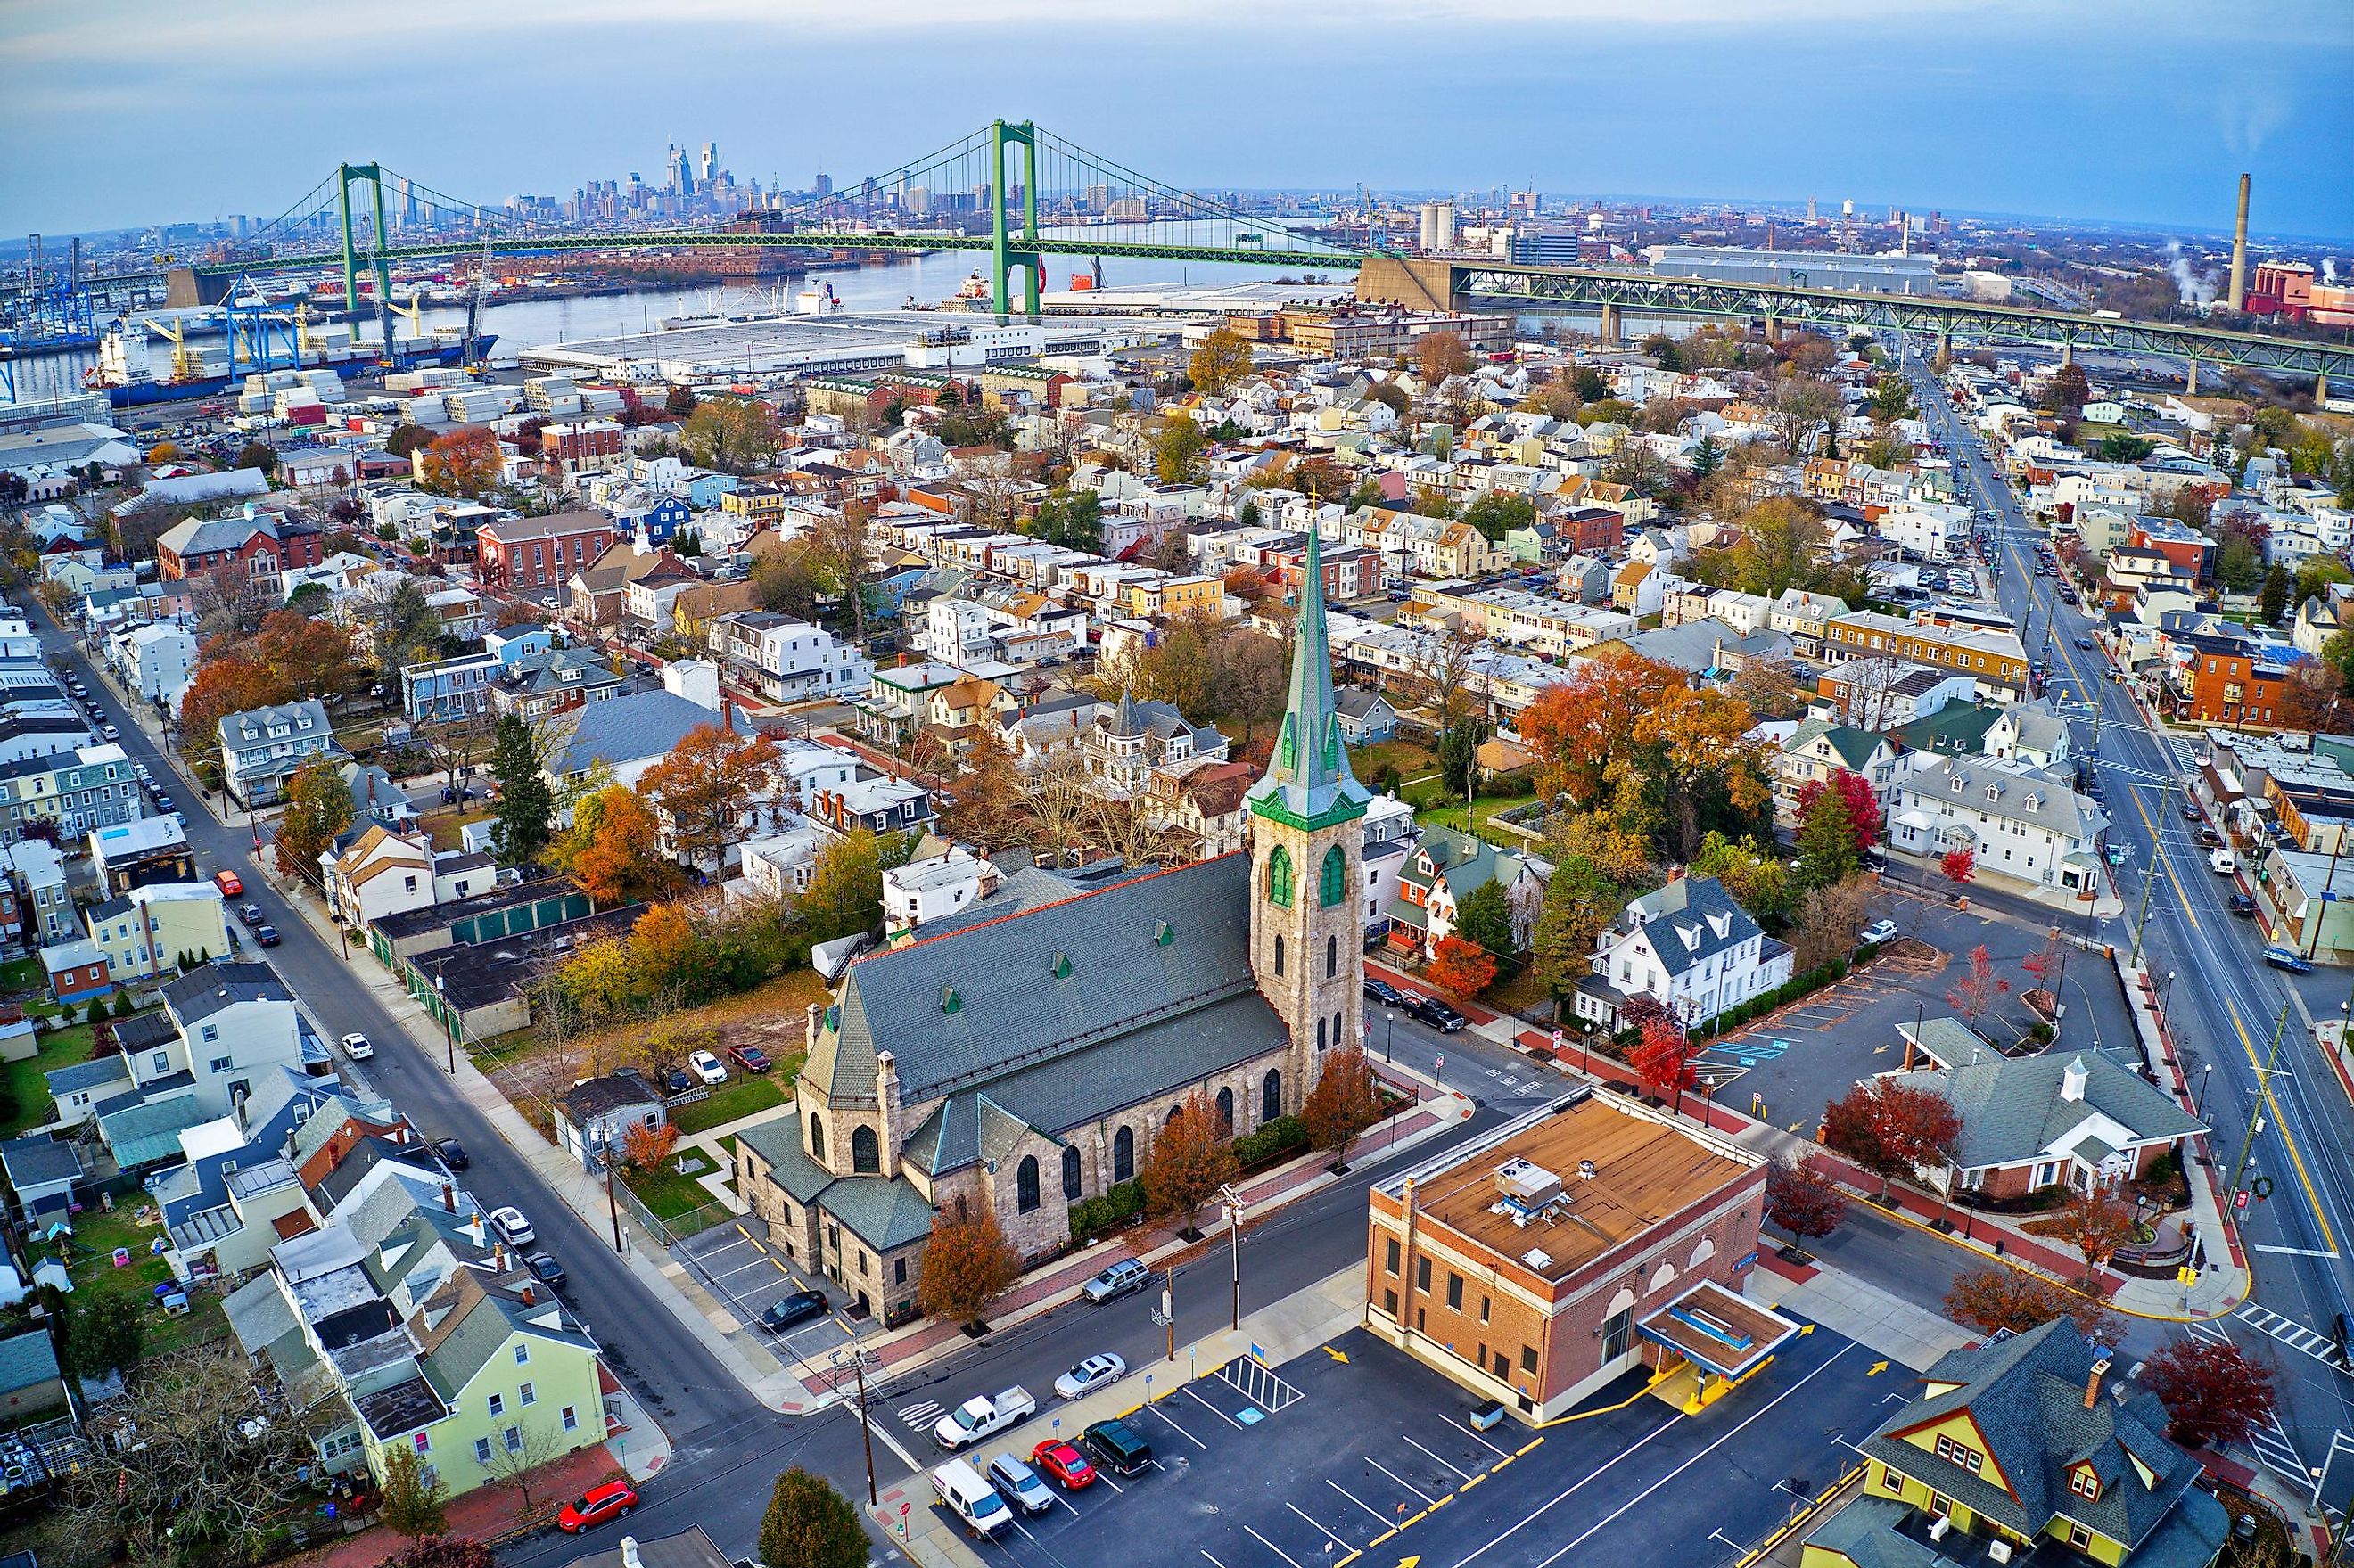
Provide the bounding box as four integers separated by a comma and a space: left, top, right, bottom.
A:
612, 1178, 735, 1249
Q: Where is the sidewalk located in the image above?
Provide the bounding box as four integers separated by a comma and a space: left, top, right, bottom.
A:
292, 1441, 629, 1568
1747, 1251, 1976, 1371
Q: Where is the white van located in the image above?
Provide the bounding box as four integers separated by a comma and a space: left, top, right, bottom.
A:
2210, 849, 2237, 876
932, 1458, 1015, 1539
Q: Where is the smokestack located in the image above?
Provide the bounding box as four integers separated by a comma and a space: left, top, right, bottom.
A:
2228, 174, 2251, 314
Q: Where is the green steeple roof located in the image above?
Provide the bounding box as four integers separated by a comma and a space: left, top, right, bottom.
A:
1247, 526, 1370, 831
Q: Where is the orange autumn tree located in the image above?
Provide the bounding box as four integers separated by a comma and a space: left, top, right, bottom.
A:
1427, 935, 1498, 1001
417, 426, 502, 497
629, 902, 705, 1001
254, 608, 357, 700
640, 722, 783, 874
177, 654, 294, 773
557, 785, 676, 908
621, 1119, 680, 1170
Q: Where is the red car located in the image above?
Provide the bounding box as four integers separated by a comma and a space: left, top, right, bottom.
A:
729, 1044, 773, 1073
1030, 1439, 1096, 1490
557, 1480, 638, 1531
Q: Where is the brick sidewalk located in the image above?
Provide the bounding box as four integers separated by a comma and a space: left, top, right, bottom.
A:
291, 1442, 626, 1568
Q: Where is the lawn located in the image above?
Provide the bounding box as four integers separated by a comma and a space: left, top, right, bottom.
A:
1417, 792, 1543, 842
43, 1204, 229, 1358
622, 1153, 723, 1221
1348, 737, 1440, 790
0, 956, 41, 994
671, 1071, 791, 1136
419, 808, 495, 852
0, 1023, 95, 1138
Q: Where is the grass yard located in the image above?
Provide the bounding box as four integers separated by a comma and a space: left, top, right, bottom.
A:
0, 1023, 95, 1139
671, 1071, 791, 1136
420, 808, 495, 853
43, 1205, 228, 1358
0, 956, 41, 994
1348, 737, 1440, 788
1417, 792, 1543, 841
622, 1155, 721, 1221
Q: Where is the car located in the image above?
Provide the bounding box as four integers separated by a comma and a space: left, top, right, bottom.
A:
1362, 975, 1404, 1008
986, 1453, 1057, 1516
2229, 892, 2258, 917
2106, 845, 2131, 866
1030, 1440, 1097, 1490
2263, 947, 2315, 973
2210, 849, 2237, 876
2197, 825, 2224, 848
339, 1032, 374, 1061
523, 1251, 566, 1290
152, 792, 174, 813
1082, 1258, 1151, 1303
210, 866, 240, 896
1858, 919, 1899, 946
101, 725, 119, 741
2181, 800, 2203, 822
2076, 636, 2095, 651
1404, 992, 1467, 1032
490, 1206, 536, 1245
688, 1048, 728, 1084
433, 1137, 469, 1170
1054, 1353, 1127, 1400
663, 1066, 693, 1094
557, 1481, 638, 1532
239, 903, 266, 926
253, 924, 280, 947
760, 1290, 829, 1333
729, 1044, 773, 1073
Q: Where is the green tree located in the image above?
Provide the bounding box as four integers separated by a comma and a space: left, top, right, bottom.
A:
1453, 877, 1515, 957
379, 1444, 450, 1539
273, 756, 355, 877
1156, 418, 1208, 485
801, 827, 913, 944
1459, 492, 1536, 543
1028, 488, 1103, 551
64, 1292, 145, 1378
1690, 433, 1724, 480
2217, 534, 2262, 595
682, 395, 783, 474
383, 423, 433, 459
2259, 563, 2292, 626
2098, 433, 2155, 462
758, 1467, 868, 1568
1866, 373, 1916, 425
1437, 718, 1486, 802
2296, 556, 2352, 607
1794, 784, 1863, 886
488, 715, 554, 868
234, 440, 279, 477
1532, 854, 1620, 995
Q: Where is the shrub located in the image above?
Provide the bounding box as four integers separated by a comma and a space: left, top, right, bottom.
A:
1230, 1115, 1308, 1170
1856, 941, 1883, 964
2026, 1022, 2054, 1044
1068, 1178, 1148, 1243
2146, 1150, 2180, 1185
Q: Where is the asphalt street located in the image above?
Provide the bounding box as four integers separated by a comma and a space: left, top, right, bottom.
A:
1898, 341, 2354, 1514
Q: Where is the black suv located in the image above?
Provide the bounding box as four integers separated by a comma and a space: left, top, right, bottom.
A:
1405, 993, 1467, 1032
1362, 976, 1404, 1008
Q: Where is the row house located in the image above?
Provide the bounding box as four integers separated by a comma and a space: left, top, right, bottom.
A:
1661, 585, 1772, 635
0, 744, 148, 843
538, 421, 626, 480
1887, 755, 2110, 903
1823, 611, 2029, 694
2166, 628, 2292, 727
155, 508, 325, 587
707, 612, 875, 702
476, 511, 616, 594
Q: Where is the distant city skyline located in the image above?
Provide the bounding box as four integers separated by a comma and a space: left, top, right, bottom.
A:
3, 0, 2349, 242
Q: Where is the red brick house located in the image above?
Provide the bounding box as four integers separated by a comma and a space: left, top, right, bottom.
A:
1556, 505, 1626, 554
155, 512, 325, 584
477, 510, 617, 592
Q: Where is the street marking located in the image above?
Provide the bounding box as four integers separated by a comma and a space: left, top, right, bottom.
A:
867, 1411, 922, 1474
2220, 995, 2340, 1253
1187, 1384, 1247, 1429
2249, 1244, 2341, 1259
1148, 1400, 1209, 1450
898, 1400, 942, 1428
1401, 1435, 1474, 1481
1366, 1457, 1436, 1505
1288, 1502, 1352, 1551
1329, 1479, 1395, 1526
2235, 1303, 2350, 1372
2248, 1407, 2308, 1488
1247, 1525, 1306, 1568
1443, 1415, 1511, 1459
1202, 1553, 1230, 1568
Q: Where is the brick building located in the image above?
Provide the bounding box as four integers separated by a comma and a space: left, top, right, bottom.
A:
2167, 628, 2291, 727
1365, 1090, 1776, 1423
1554, 505, 1626, 555
539, 421, 626, 479
154, 511, 325, 586
476, 511, 616, 593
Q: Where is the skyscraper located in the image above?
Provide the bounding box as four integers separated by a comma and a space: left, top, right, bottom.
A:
698, 142, 719, 189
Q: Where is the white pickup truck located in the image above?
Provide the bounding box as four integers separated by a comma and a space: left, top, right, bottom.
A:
933, 1386, 1037, 1451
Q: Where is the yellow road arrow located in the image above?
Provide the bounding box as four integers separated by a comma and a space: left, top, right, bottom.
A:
1400, 1558, 1421, 1568
1868, 1360, 1889, 1376
1325, 1346, 1351, 1364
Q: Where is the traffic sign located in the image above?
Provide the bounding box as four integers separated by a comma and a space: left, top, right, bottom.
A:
900, 1503, 910, 1517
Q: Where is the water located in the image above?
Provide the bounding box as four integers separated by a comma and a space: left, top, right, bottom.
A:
9, 227, 1334, 404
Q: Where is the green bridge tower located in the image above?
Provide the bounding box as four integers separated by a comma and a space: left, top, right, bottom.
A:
988, 120, 1041, 318
335, 163, 395, 333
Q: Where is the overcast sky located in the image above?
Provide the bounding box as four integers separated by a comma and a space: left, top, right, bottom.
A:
4, 0, 2349, 241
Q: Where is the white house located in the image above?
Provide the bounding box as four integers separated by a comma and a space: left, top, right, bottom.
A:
1877, 505, 1971, 561
1887, 754, 2109, 905
1575, 874, 1793, 1030
321, 825, 438, 929
108, 622, 199, 710
881, 846, 998, 936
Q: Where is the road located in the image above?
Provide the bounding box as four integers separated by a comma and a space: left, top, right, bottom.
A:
1896, 340, 2354, 1515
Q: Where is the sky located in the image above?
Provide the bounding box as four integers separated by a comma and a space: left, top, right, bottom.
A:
3, 0, 2350, 242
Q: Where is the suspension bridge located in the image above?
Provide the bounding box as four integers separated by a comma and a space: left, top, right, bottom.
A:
12, 119, 2352, 389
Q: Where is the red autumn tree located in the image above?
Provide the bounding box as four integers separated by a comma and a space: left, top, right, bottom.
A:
1795, 767, 1881, 853
621, 1120, 680, 1170
2045, 1178, 2138, 1289
1820, 1080, 1961, 1197
1943, 1268, 2119, 1342
2140, 1339, 2277, 1450
1427, 935, 1498, 1002
1939, 845, 1977, 887
1633, 1012, 1699, 1113
1944, 943, 2011, 1028
1764, 1153, 1848, 1241
417, 426, 502, 497
177, 653, 295, 772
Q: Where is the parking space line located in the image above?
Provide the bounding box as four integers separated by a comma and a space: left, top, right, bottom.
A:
1186, 1384, 1247, 1429
1287, 1503, 1350, 1551
1200, 1552, 1230, 1568
1094, 1468, 1124, 1494
1246, 1526, 1305, 1568
1402, 1435, 1475, 1481
1148, 1401, 1209, 1450
1328, 1479, 1393, 1526
749, 1237, 770, 1255
1366, 1457, 1435, 1504
1443, 1416, 1510, 1458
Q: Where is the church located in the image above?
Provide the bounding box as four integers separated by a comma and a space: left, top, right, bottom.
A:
735, 531, 1372, 1325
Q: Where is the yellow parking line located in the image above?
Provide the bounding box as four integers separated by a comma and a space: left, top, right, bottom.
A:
749, 1237, 770, 1256
1457, 1474, 1486, 1493
1516, 1437, 1543, 1457
1369, 1530, 1395, 1547
1488, 1455, 1517, 1474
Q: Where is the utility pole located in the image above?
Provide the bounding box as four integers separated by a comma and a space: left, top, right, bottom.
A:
2129, 863, 2161, 967
2225, 1003, 2292, 1205
1162, 1268, 1177, 1363
1218, 1184, 1245, 1331
597, 1135, 624, 1254
832, 1348, 880, 1505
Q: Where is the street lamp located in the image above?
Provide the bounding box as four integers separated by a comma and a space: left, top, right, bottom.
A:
2194, 1062, 2215, 1121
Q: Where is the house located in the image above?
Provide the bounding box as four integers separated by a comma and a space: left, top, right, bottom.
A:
1808, 1318, 2227, 1568
489, 645, 630, 722
807, 773, 935, 838
1887, 755, 2110, 904
323, 826, 438, 928
1363, 1091, 1782, 1423
1336, 687, 1399, 744
7, 840, 70, 947
706, 612, 874, 702
1082, 692, 1230, 800
90, 814, 198, 895
1823, 612, 2031, 694
218, 698, 342, 808
0, 1136, 84, 1219
1575, 874, 1794, 1030
1774, 719, 1899, 829
1385, 825, 1541, 953
541, 686, 747, 801
41, 938, 113, 1006
84, 882, 233, 983
478, 510, 617, 595
1885, 1041, 2207, 1202
0, 1329, 66, 1419
554, 1074, 669, 1173
155, 508, 325, 586
147, 959, 324, 1119
0, 744, 149, 842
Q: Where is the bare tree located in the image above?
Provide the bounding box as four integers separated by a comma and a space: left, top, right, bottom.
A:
1833, 658, 1911, 732
419, 710, 494, 793
1018, 751, 1096, 869
1404, 617, 1485, 729
472, 1416, 574, 1529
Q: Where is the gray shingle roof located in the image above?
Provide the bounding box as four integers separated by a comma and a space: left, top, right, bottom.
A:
1902, 755, 2108, 841
1618, 876, 1763, 979
164, 961, 291, 1023
818, 1174, 937, 1252
45, 1055, 133, 1096
0, 1329, 60, 1396
811, 854, 1259, 1106
547, 688, 743, 776
1887, 1047, 2205, 1171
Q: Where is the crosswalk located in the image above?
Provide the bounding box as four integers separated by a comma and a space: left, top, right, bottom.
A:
2185, 1317, 2310, 1486
2235, 1302, 2350, 1375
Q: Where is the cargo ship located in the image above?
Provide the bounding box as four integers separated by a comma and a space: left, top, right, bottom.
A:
85, 313, 496, 410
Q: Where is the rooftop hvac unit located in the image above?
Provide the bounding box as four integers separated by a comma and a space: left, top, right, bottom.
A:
1494, 1159, 1563, 1208
1522, 1248, 1553, 1270
1988, 1543, 2012, 1564
1928, 1518, 1951, 1543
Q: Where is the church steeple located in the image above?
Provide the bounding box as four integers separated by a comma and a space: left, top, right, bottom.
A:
1248, 524, 1371, 831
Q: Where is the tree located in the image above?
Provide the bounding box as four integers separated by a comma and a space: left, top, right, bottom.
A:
683, 395, 784, 474
2045, 1179, 2136, 1288
2140, 1338, 2277, 1451
379, 1444, 450, 1539
1140, 1091, 1239, 1235
759, 1467, 869, 1568
1416, 331, 1469, 388
2097, 432, 2155, 462
1633, 1012, 1698, 1112
664, 383, 698, 418
1820, 1079, 1960, 1197
1867, 373, 1916, 426
630, 901, 707, 1001
2036, 363, 2092, 414
1209, 628, 1289, 743
1692, 832, 1796, 927
1531, 851, 1622, 996
622, 1118, 682, 1170
1763, 1154, 1848, 1241
1788, 874, 1883, 976
471, 1418, 570, 1527
1189, 327, 1255, 397
940, 730, 1030, 850
1453, 877, 1516, 959
1156, 418, 1208, 485
1944, 943, 2011, 1029
1939, 845, 1977, 889
641, 723, 783, 874
2295, 555, 2351, 605
382, 1540, 497, 1568
1027, 488, 1103, 552
235, 439, 279, 477
488, 715, 555, 868
802, 826, 910, 943
1795, 768, 1878, 886
2216, 533, 2261, 595
554, 785, 674, 907
69, 1346, 323, 1567
1767, 376, 1842, 456
64, 1292, 145, 1378
2259, 564, 2292, 625
1943, 1267, 2119, 1342
384, 423, 434, 458
274, 755, 355, 877
1459, 492, 1536, 543
1301, 1044, 1380, 1162
177, 655, 293, 773
1427, 934, 1498, 1001
917, 1208, 1022, 1329
366, 577, 449, 676
2277, 658, 2350, 734
417, 427, 501, 497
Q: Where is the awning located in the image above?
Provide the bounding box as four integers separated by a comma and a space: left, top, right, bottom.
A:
1638, 1280, 1801, 1381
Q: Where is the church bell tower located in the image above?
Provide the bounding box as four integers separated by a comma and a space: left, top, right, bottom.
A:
1247, 525, 1372, 1116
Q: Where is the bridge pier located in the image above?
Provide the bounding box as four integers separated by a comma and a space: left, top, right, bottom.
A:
2185, 357, 2199, 395
1598, 303, 1621, 347
2319, 370, 2331, 405
2058, 340, 2073, 370
1764, 316, 1782, 344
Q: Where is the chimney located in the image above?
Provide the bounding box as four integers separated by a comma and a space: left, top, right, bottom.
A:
493, 1241, 508, 1272
2084, 1356, 2111, 1408
2227, 174, 2251, 314
877, 1051, 903, 1179
518, 1280, 536, 1305
2061, 1056, 2087, 1104
442, 1182, 457, 1213
805, 1002, 825, 1052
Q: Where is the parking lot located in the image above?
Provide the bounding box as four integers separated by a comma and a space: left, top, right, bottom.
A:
939, 1319, 1891, 1568
673, 1220, 858, 1373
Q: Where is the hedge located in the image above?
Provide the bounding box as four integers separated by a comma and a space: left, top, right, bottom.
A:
1232, 1114, 1308, 1171
1068, 1178, 1147, 1244
1700, 957, 1851, 1037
